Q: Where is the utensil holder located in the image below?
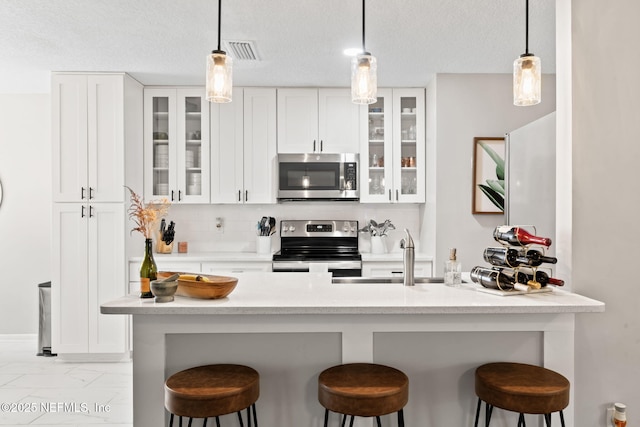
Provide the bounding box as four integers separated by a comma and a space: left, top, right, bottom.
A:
256, 236, 272, 254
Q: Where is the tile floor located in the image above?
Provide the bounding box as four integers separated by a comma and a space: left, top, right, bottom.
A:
0, 339, 132, 426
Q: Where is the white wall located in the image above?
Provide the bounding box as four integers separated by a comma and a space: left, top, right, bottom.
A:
0, 94, 51, 335
572, 0, 640, 423
427, 74, 557, 275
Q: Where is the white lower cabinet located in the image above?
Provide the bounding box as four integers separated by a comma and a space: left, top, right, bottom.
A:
52, 203, 126, 355
362, 260, 433, 278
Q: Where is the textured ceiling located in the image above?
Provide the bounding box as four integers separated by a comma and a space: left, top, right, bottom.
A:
0, 0, 556, 93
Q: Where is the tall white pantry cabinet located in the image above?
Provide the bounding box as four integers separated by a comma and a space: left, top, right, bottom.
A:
51, 73, 143, 358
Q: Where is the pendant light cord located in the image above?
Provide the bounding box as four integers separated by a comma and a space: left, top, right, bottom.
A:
217, 0, 222, 52
362, 0, 366, 52
524, 0, 529, 55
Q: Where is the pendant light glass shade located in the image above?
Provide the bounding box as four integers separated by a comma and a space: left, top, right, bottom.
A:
206, 50, 233, 103
513, 0, 540, 106
351, 53, 377, 104
513, 54, 541, 106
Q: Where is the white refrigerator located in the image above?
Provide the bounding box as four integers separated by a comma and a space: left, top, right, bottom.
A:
505, 112, 557, 265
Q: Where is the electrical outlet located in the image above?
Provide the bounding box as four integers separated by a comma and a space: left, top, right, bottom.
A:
215, 217, 224, 234
607, 406, 615, 427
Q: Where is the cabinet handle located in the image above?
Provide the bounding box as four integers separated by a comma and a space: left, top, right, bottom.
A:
238, 190, 241, 202
178, 190, 182, 201
89, 205, 94, 218
245, 190, 248, 202
81, 187, 86, 200
89, 187, 94, 200
313, 140, 316, 152
171, 190, 175, 201
396, 189, 399, 201
388, 190, 392, 201
320, 140, 323, 152
81, 205, 86, 218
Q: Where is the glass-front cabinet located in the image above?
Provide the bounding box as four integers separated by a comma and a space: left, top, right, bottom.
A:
360, 88, 425, 203
144, 88, 210, 203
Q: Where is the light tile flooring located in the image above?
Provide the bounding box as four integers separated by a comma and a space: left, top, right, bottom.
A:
0, 339, 132, 426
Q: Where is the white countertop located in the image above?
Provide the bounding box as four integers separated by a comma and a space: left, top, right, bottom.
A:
102, 272, 604, 315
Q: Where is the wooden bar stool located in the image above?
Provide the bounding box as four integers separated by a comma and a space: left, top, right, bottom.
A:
165, 364, 259, 427
474, 362, 570, 427
318, 363, 409, 427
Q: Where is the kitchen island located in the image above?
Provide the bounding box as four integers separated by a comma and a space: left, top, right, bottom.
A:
101, 272, 604, 427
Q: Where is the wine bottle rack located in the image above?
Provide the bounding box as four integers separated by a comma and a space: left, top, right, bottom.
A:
473, 225, 557, 296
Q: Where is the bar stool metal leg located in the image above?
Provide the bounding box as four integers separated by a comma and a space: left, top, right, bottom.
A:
252, 404, 258, 427
559, 410, 566, 427
517, 413, 526, 427
237, 411, 244, 427
398, 409, 405, 427
376, 416, 382, 427
215, 416, 221, 427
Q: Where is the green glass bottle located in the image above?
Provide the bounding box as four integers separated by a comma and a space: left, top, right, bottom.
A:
139, 238, 157, 298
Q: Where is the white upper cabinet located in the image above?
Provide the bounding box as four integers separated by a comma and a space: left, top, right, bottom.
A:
360, 88, 425, 203
211, 88, 277, 204
144, 87, 210, 203
52, 74, 126, 202
277, 88, 361, 153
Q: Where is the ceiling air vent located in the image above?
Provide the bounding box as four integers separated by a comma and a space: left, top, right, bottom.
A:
223, 40, 260, 61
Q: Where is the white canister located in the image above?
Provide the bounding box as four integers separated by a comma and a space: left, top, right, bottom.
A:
256, 236, 272, 254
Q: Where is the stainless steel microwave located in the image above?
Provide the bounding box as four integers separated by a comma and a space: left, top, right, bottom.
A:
277, 153, 359, 201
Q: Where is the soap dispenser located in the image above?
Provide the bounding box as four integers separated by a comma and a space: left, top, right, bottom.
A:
444, 248, 462, 287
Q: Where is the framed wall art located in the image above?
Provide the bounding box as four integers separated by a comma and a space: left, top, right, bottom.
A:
472, 137, 505, 214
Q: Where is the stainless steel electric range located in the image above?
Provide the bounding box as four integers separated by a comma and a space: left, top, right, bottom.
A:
272, 220, 362, 277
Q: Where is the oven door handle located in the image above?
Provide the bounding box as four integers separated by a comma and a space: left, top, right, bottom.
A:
272, 261, 362, 271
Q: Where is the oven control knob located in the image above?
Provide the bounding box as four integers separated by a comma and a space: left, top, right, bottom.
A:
289, 225, 296, 232
351, 226, 357, 232
342, 224, 349, 232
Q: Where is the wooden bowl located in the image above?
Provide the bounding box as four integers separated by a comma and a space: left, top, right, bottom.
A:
158, 272, 238, 299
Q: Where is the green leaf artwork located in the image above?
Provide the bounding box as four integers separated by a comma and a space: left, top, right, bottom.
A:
478, 141, 505, 211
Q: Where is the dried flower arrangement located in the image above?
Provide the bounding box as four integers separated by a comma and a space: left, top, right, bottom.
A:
126, 186, 170, 239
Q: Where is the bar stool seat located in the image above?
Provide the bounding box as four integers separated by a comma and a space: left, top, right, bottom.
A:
474, 362, 569, 427
318, 363, 408, 427
165, 364, 259, 426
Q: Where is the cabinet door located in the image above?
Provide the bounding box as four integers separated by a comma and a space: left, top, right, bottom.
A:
52, 204, 89, 353
392, 89, 425, 203
144, 88, 177, 200
243, 88, 277, 204
87, 204, 126, 353
211, 89, 245, 203
360, 89, 393, 203
276, 88, 318, 153
177, 88, 210, 203
318, 89, 361, 153
87, 75, 125, 202
52, 74, 88, 202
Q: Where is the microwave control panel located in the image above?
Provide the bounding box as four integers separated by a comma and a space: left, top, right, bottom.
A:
344, 162, 357, 190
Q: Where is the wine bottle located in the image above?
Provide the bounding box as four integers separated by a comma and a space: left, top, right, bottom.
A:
470, 266, 529, 292
483, 247, 520, 267
483, 247, 558, 268
518, 249, 558, 266
513, 270, 565, 287
139, 238, 157, 298
493, 226, 552, 247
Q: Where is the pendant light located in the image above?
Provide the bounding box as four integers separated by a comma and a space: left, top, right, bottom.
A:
513, 0, 541, 106
351, 0, 377, 104
206, 0, 232, 103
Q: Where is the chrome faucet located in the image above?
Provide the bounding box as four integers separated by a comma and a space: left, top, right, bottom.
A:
400, 229, 415, 286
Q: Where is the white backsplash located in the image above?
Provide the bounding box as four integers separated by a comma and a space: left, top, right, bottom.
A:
160, 203, 424, 254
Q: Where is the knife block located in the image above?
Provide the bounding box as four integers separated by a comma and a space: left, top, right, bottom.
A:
155, 231, 174, 254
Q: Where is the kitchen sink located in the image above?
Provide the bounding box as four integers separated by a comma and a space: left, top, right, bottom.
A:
332, 277, 450, 284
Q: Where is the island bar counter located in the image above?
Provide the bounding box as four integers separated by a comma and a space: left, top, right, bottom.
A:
101, 272, 604, 427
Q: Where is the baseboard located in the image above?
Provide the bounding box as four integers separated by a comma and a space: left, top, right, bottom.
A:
0, 333, 37, 343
